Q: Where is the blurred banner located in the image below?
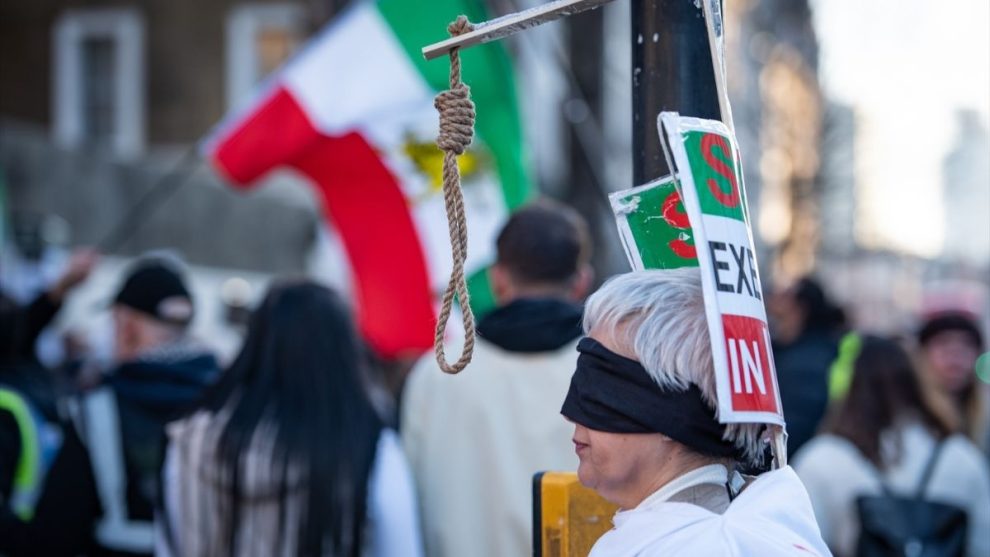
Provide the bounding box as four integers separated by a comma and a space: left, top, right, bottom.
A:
203, 0, 532, 358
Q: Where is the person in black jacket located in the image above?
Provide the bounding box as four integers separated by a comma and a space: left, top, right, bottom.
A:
78, 257, 219, 557
768, 276, 847, 458
1, 249, 102, 556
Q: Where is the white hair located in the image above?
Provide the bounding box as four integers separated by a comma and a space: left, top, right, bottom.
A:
584, 268, 765, 465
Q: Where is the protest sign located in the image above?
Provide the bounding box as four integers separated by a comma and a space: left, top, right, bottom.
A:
659, 112, 783, 425
609, 177, 699, 271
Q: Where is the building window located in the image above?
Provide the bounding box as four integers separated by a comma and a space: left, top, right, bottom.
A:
81, 37, 116, 147
226, 3, 307, 110
52, 9, 145, 159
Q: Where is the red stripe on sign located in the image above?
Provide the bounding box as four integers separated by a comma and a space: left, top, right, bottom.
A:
722, 314, 779, 414
210, 86, 436, 358
293, 131, 436, 359
211, 88, 320, 185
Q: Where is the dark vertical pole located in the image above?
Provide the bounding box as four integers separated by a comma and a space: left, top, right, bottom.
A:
631, 0, 721, 184
566, 9, 606, 275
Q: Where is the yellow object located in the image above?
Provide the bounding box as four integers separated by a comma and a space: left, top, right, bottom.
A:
402, 138, 481, 192
534, 471, 619, 557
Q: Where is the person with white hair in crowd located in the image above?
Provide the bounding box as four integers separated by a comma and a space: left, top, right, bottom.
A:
560, 269, 831, 556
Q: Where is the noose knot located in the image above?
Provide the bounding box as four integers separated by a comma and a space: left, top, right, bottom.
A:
447, 15, 474, 36
435, 87, 475, 155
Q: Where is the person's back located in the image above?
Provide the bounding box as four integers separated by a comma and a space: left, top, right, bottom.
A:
401, 201, 591, 557
794, 336, 990, 557
774, 329, 838, 455
769, 277, 844, 457
158, 281, 422, 557
161, 413, 418, 557
403, 339, 579, 556
796, 425, 989, 557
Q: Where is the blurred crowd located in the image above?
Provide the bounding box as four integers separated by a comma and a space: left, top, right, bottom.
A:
2, 201, 988, 557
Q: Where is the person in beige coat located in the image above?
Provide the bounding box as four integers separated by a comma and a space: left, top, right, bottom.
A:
401, 201, 592, 557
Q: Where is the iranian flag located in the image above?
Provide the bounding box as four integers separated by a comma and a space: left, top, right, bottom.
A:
204, 0, 530, 358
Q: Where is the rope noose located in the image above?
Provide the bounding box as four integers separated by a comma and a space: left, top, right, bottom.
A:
433, 16, 476, 374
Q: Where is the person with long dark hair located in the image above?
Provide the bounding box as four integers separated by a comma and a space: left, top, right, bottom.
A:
794, 336, 990, 557
156, 281, 422, 557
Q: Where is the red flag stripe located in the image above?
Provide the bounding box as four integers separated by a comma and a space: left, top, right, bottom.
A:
211, 88, 317, 185
211, 87, 435, 358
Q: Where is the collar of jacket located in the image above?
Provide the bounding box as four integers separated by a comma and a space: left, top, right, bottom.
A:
476, 297, 583, 353
108, 347, 218, 412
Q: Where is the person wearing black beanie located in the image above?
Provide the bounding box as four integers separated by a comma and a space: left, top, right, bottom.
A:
78, 256, 220, 557
918, 311, 988, 453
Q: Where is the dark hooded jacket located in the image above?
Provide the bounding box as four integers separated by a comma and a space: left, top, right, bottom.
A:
97, 342, 219, 525
1, 292, 101, 556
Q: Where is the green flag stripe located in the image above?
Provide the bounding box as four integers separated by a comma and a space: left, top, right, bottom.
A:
377, 0, 532, 210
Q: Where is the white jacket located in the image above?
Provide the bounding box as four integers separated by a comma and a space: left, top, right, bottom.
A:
401, 337, 579, 557
793, 423, 990, 557
589, 466, 832, 557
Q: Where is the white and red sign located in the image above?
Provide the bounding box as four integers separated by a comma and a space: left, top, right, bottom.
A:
659, 112, 784, 425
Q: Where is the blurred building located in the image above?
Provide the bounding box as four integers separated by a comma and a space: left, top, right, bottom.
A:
817, 101, 857, 257
0, 0, 337, 154
593, 0, 827, 282
0, 0, 345, 361
725, 0, 824, 282
942, 110, 990, 267
3, 0, 981, 340
0, 0, 328, 273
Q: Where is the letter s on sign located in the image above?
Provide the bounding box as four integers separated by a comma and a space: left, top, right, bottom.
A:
701, 134, 740, 208
661, 189, 696, 259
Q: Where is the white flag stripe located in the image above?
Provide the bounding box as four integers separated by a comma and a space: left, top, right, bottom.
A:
283, 2, 432, 136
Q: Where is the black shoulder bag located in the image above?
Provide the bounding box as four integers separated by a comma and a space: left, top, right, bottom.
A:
855, 440, 968, 557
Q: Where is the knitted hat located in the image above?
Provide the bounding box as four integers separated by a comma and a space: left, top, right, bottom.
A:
918, 312, 984, 351
113, 262, 194, 326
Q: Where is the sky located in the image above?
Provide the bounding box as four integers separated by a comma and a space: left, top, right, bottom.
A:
811, 0, 990, 257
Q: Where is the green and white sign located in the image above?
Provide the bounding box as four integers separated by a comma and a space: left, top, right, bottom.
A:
609, 176, 699, 271
659, 112, 783, 426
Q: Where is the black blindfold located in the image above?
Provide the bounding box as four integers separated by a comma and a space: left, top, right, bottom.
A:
561, 337, 738, 459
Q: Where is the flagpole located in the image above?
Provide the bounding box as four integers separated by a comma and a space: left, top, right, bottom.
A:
98, 146, 201, 253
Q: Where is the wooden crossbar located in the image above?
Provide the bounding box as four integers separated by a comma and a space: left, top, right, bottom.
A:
422, 0, 616, 60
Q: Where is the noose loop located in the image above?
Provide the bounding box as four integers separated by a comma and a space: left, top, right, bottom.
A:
433, 15, 476, 374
